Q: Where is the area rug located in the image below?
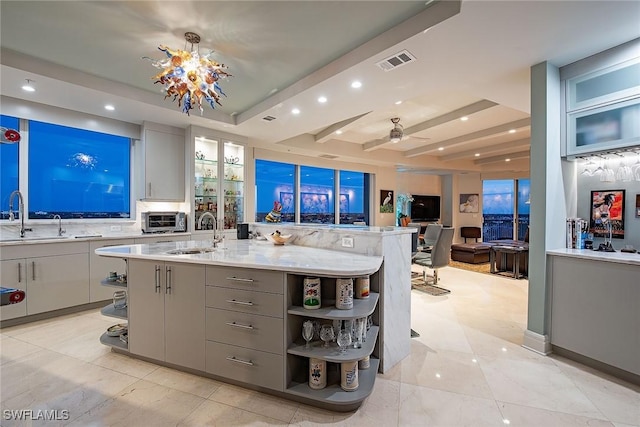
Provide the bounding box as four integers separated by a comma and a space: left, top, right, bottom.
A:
448, 260, 491, 274
411, 276, 451, 296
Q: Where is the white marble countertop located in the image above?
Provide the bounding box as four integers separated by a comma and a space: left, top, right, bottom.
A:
0, 232, 193, 246
251, 223, 415, 236
96, 239, 383, 277
547, 248, 640, 266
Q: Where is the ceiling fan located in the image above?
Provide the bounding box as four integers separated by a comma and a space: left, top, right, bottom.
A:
388, 118, 430, 144
389, 118, 403, 143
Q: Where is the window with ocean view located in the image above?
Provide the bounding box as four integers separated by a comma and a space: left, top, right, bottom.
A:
482, 179, 530, 241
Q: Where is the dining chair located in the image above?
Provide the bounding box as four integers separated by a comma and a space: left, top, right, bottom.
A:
413, 227, 454, 289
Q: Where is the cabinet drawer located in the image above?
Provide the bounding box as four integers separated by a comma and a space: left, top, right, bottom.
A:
206, 341, 283, 391
206, 308, 283, 355
206, 266, 284, 294
205, 286, 283, 318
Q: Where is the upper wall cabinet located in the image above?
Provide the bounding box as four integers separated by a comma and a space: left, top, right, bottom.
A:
565, 57, 640, 157
138, 122, 185, 201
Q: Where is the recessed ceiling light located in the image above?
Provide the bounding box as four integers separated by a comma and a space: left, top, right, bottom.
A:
104, 104, 115, 111
474, 153, 480, 157
395, 100, 402, 105
317, 96, 327, 103
21, 79, 35, 92
351, 80, 362, 89
505, 158, 511, 162
335, 130, 343, 135
438, 147, 444, 151
460, 116, 469, 121
291, 108, 300, 115
509, 129, 516, 134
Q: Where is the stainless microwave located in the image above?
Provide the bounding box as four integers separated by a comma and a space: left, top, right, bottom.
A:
141, 211, 187, 233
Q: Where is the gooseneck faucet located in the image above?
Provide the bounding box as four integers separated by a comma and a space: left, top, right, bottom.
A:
52, 214, 66, 236
198, 211, 216, 231
9, 190, 27, 238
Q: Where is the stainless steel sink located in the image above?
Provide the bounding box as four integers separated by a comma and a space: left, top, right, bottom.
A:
166, 247, 216, 255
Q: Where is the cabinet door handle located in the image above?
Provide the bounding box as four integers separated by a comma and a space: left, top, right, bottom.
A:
166, 266, 172, 294
17, 262, 22, 283
226, 276, 254, 283
226, 299, 254, 306
225, 356, 254, 366
225, 321, 254, 330
155, 265, 161, 293
32, 261, 36, 281
148, 182, 152, 197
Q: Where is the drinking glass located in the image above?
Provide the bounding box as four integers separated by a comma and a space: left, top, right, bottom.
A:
302, 320, 314, 349
337, 329, 352, 354
332, 319, 342, 342
353, 318, 365, 348
320, 325, 334, 348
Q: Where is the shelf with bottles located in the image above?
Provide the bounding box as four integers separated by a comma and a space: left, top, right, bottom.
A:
285, 355, 379, 406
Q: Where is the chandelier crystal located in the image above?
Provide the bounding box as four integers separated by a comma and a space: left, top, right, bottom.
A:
147, 32, 231, 115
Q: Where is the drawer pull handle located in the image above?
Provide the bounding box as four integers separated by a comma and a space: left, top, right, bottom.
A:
226, 299, 254, 306
226, 276, 254, 283
226, 356, 254, 366
225, 321, 254, 330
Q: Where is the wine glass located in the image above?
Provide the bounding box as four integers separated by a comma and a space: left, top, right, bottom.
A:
302, 320, 314, 349
320, 325, 334, 348
336, 329, 352, 354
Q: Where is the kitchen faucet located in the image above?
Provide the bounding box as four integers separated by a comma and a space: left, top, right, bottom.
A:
198, 211, 215, 231
198, 212, 223, 247
9, 190, 29, 238
52, 214, 66, 236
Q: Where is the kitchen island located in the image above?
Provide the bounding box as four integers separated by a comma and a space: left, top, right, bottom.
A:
96, 237, 407, 411
547, 248, 640, 383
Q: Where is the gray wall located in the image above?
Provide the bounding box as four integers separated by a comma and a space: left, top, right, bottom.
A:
576, 168, 640, 249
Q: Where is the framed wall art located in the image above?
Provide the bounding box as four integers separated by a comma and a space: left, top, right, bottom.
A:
590, 189, 625, 238
380, 190, 394, 213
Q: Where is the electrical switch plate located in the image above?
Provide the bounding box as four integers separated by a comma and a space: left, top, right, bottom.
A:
110, 225, 122, 232
341, 237, 354, 248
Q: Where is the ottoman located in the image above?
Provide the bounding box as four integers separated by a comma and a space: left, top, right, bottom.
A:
450, 243, 491, 264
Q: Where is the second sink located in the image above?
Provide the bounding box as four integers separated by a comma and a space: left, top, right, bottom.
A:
166, 247, 216, 255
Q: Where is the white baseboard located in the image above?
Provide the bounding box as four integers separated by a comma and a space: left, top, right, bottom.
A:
522, 329, 551, 355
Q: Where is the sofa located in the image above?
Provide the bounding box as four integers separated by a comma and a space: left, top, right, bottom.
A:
450, 227, 492, 264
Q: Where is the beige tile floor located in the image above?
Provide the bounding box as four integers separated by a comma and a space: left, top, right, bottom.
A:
1, 266, 638, 426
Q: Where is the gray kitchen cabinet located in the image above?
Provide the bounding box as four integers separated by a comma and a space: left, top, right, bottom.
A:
0, 242, 89, 320
138, 122, 185, 201
128, 259, 205, 370
204, 265, 286, 391
89, 239, 134, 302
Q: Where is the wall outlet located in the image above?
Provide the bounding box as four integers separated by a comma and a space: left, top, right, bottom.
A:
341, 237, 354, 248
110, 225, 122, 232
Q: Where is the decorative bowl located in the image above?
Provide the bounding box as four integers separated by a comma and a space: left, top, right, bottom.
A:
264, 232, 293, 245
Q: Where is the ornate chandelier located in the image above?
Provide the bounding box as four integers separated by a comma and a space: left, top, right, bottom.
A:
147, 32, 231, 115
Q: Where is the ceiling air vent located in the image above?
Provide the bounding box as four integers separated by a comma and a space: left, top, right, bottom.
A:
319, 154, 338, 159
376, 50, 416, 72
262, 115, 276, 121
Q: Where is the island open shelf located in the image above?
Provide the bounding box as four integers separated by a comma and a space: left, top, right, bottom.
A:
286, 357, 379, 409
100, 303, 127, 320
287, 326, 379, 362
100, 332, 128, 351
288, 293, 378, 320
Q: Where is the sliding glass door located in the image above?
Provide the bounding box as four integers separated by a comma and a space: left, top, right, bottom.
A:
482, 179, 530, 241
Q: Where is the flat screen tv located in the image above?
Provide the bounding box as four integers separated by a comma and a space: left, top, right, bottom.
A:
410, 195, 441, 222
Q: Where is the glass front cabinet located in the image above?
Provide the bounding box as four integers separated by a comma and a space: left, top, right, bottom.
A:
193, 134, 245, 231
